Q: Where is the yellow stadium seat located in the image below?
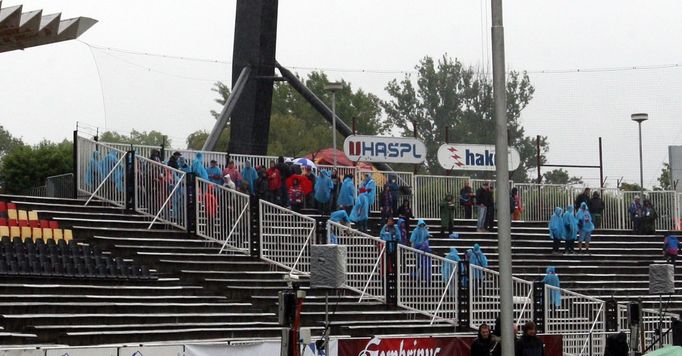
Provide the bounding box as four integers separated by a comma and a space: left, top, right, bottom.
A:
0, 226, 9, 238
10, 226, 20, 239
7, 209, 17, 221
32, 227, 42, 240
17, 210, 28, 222
28, 211, 39, 221
64, 229, 73, 242
20, 226, 31, 240
42, 228, 53, 240
53, 229, 63, 240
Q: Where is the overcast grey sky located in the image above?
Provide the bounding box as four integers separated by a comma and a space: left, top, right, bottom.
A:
1, 0, 681, 188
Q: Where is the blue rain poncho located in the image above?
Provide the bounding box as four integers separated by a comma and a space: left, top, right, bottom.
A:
177, 157, 191, 173
314, 170, 333, 204
241, 161, 259, 195
549, 207, 565, 240
441, 247, 461, 288
206, 165, 223, 185
100, 151, 124, 192
563, 206, 579, 241
85, 151, 103, 188
577, 202, 595, 233
380, 223, 402, 253
410, 219, 430, 249
387, 174, 399, 204
328, 210, 350, 244
470, 243, 488, 268
542, 266, 561, 307
191, 152, 209, 181
337, 177, 356, 207
360, 174, 377, 206
349, 193, 369, 223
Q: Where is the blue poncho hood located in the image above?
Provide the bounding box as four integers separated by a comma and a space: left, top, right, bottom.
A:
349, 193, 369, 223
361, 174, 377, 205
410, 219, 430, 246
577, 202, 595, 232
337, 176, 356, 207
446, 247, 461, 262
549, 207, 564, 240
470, 244, 488, 267
563, 205, 578, 240
330, 209, 349, 223
241, 160, 259, 195
192, 152, 209, 180
314, 170, 333, 203
543, 266, 560, 287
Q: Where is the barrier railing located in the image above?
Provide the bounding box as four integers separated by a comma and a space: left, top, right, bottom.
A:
195, 178, 250, 254
327, 221, 385, 302
514, 183, 573, 222
259, 200, 316, 274
134, 155, 187, 229
77, 136, 127, 207
397, 244, 458, 325
412, 175, 470, 219
468, 264, 533, 329
616, 303, 673, 353
231, 153, 280, 171
545, 285, 605, 356
357, 170, 413, 213
46, 173, 75, 198
100, 142, 160, 160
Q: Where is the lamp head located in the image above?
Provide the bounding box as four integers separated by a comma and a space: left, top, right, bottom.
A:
631, 113, 649, 123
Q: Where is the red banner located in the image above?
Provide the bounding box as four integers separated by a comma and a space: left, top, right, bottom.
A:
337, 334, 563, 356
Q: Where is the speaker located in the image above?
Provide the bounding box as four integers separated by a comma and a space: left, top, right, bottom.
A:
629, 303, 641, 326
311, 245, 347, 289
649, 264, 675, 295
278, 290, 296, 326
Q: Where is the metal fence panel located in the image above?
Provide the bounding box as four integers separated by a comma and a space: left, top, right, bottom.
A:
99, 142, 159, 160
259, 200, 316, 274
77, 136, 127, 207
46, 173, 75, 198
514, 183, 573, 222
230, 153, 280, 171
397, 244, 458, 325
134, 155, 187, 229
413, 175, 470, 219
196, 178, 250, 254
357, 170, 413, 213
469, 264, 533, 330
622, 191, 678, 231
545, 285, 605, 356
327, 221, 385, 302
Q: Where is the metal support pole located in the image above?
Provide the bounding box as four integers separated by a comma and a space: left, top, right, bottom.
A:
638, 122, 645, 196
491, 1, 514, 356
202, 66, 252, 151
536, 135, 542, 183
72, 130, 79, 199
599, 137, 604, 188
413, 121, 419, 174
332, 92, 337, 169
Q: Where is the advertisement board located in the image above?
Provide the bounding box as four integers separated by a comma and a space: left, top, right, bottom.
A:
343, 135, 427, 164
118, 345, 183, 356
437, 143, 521, 171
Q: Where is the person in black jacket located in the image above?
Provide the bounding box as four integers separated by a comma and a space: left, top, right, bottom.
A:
515, 321, 544, 356
574, 188, 591, 210
589, 191, 605, 229
603, 332, 628, 356
470, 323, 500, 356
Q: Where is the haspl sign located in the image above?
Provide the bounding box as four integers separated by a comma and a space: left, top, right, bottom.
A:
343, 135, 427, 164
437, 143, 521, 171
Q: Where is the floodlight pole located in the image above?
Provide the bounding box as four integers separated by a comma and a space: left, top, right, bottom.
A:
491, 1, 514, 356
325, 82, 343, 170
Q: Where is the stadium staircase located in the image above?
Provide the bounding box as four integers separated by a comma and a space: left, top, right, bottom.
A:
0, 194, 454, 347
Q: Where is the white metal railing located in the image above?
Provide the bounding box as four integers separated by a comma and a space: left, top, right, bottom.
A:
327, 221, 386, 302
468, 264, 533, 330
259, 200, 316, 274
545, 285, 605, 356
623, 191, 679, 232
412, 175, 470, 219
195, 178, 251, 254
230, 153, 280, 171
77, 136, 127, 207
99, 142, 160, 160
514, 183, 574, 222
356, 170, 413, 213
396, 244, 458, 325
134, 155, 187, 229
677, 193, 682, 230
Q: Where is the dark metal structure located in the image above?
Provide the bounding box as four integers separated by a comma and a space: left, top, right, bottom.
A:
0, 1, 97, 53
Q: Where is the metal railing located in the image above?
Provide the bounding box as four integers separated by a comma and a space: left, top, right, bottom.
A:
412, 175, 470, 219
134, 155, 187, 229
99, 142, 160, 160
396, 244, 458, 325
230, 153, 280, 171
356, 170, 413, 213
46, 173, 75, 198
259, 200, 316, 274
77, 136, 127, 207
514, 183, 574, 222
195, 178, 251, 254
545, 285, 605, 356
468, 264, 533, 330
327, 221, 386, 302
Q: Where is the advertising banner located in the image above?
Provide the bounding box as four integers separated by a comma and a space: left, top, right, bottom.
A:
337, 335, 563, 356
45, 348, 116, 356
437, 143, 521, 171
343, 135, 427, 164
118, 345, 184, 356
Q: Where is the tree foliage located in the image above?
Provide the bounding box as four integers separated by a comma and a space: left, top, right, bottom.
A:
382, 55, 548, 180
542, 168, 583, 185
654, 162, 673, 191
100, 129, 170, 147
0, 140, 72, 194
619, 182, 643, 192
0, 125, 23, 159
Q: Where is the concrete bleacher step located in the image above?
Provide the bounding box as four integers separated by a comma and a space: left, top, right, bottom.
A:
33, 209, 153, 221
0, 301, 256, 315
53, 217, 169, 229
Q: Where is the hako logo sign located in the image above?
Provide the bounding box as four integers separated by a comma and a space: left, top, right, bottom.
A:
344, 135, 427, 164
437, 143, 521, 171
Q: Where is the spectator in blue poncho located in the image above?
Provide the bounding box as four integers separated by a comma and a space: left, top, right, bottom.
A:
577, 202, 595, 254
337, 175, 356, 214
441, 247, 461, 291
468, 244, 488, 284
85, 151, 103, 189
410, 220, 432, 281
562, 205, 578, 254
397, 216, 408, 245
548, 207, 564, 254
328, 209, 350, 244
101, 151, 124, 192
380, 217, 401, 253
191, 152, 209, 181
241, 160, 259, 195
314, 170, 334, 215
387, 174, 400, 217
349, 192, 369, 232
359, 173, 377, 207
542, 266, 561, 308
176, 156, 191, 173
206, 160, 223, 185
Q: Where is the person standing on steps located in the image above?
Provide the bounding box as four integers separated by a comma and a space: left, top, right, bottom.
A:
542, 266, 561, 309
515, 321, 545, 356
349, 192, 369, 233
548, 207, 564, 255
476, 182, 494, 232
459, 180, 475, 219
470, 323, 500, 356
628, 195, 643, 234
589, 191, 604, 229
563, 205, 578, 254
663, 232, 679, 264
574, 187, 591, 211
511, 187, 522, 221
577, 202, 595, 253
397, 199, 414, 233
337, 174, 356, 215
440, 194, 456, 236
640, 199, 658, 235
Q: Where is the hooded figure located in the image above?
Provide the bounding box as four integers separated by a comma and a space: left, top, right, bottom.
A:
360, 173, 377, 206
100, 151, 124, 192
548, 207, 564, 253
470, 323, 500, 356
337, 176, 356, 209
223, 174, 236, 190
577, 201, 595, 253
469, 244, 488, 281
439, 194, 456, 235
85, 151, 103, 188
314, 170, 333, 204
191, 152, 209, 181
396, 216, 408, 245
441, 247, 461, 291
241, 161, 259, 195
410, 219, 431, 249
176, 156, 191, 173
380, 217, 402, 253
563, 205, 578, 236
349, 192, 369, 232
542, 266, 561, 308
387, 174, 400, 215
328, 209, 350, 244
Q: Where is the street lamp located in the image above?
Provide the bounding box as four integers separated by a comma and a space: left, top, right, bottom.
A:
324, 82, 344, 169
631, 113, 648, 196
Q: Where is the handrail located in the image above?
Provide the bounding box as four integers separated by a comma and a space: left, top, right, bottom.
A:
147, 172, 185, 229
359, 244, 385, 303
84, 153, 126, 206
290, 228, 314, 275
579, 303, 604, 356
516, 287, 533, 329
430, 261, 457, 325
218, 203, 249, 254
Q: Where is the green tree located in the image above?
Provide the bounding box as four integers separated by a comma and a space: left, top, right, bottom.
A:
654, 163, 673, 191
0, 125, 23, 159
542, 169, 583, 185
100, 129, 170, 147
0, 140, 72, 194
619, 182, 643, 192
382, 55, 548, 180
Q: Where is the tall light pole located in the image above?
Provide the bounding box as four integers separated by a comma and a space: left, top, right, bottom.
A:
325, 82, 344, 169
631, 113, 648, 196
